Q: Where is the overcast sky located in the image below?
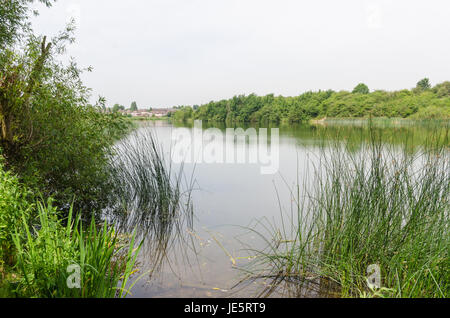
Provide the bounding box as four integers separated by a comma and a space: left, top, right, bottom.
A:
31, 0, 450, 109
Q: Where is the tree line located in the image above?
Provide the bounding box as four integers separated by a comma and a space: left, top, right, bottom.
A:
172, 80, 450, 123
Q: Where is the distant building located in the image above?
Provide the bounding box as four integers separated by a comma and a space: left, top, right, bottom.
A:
118, 108, 176, 118
120, 108, 176, 118
150, 108, 174, 117
132, 110, 152, 117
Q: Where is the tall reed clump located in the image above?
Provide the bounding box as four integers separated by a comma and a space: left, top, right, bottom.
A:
246, 126, 449, 298
108, 128, 194, 270
11, 200, 141, 298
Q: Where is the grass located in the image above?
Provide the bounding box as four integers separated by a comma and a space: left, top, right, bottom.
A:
0, 155, 34, 269
107, 128, 194, 271
243, 125, 449, 298
0, 153, 143, 298
8, 200, 142, 298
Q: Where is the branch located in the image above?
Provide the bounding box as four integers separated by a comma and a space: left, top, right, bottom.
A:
25, 36, 52, 143
25, 36, 52, 97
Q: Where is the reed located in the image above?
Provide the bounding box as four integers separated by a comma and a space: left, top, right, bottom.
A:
244, 126, 449, 298
107, 129, 194, 271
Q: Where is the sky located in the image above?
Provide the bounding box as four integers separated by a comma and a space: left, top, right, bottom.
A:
31, 0, 450, 109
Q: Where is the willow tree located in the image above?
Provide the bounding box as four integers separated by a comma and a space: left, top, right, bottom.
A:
0, 0, 130, 213
0, 0, 54, 153
0, 36, 52, 152
0, 0, 53, 48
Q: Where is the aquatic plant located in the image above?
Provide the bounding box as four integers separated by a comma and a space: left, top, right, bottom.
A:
243, 126, 449, 298
108, 128, 194, 272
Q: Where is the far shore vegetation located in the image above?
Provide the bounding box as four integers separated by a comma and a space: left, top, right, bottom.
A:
171, 80, 450, 123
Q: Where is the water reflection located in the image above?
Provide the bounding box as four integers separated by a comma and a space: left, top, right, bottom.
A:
107, 128, 195, 277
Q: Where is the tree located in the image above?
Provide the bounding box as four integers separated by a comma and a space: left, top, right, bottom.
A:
0, 0, 53, 49
352, 83, 370, 94
416, 78, 431, 92
130, 101, 138, 111
1, 0, 54, 152
0, 1, 131, 212
172, 107, 193, 122
112, 104, 125, 113
0, 35, 53, 152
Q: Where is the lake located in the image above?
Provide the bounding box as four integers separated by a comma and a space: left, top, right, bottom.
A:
114, 119, 448, 298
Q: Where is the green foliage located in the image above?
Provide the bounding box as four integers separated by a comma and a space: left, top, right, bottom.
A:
172, 81, 449, 123
352, 83, 370, 94
112, 103, 125, 113
0, 156, 33, 266
129, 101, 138, 111
411, 105, 450, 119
433, 81, 450, 98
11, 200, 142, 298
0, 6, 132, 212
416, 78, 431, 92
0, 0, 53, 49
172, 106, 193, 122
1, 2, 142, 298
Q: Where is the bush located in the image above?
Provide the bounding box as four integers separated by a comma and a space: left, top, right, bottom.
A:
411, 106, 450, 119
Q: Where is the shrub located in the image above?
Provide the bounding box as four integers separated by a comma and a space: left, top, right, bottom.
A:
411, 106, 450, 119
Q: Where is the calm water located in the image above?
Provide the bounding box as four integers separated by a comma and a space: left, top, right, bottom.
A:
119, 120, 447, 298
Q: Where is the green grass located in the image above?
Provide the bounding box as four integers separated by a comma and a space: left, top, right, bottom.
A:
1, 153, 143, 298
8, 200, 142, 298
244, 126, 449, 298
0, 156, 34, 269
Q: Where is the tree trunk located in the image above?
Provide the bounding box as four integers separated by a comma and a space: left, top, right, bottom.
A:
0, 112, 13, 146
